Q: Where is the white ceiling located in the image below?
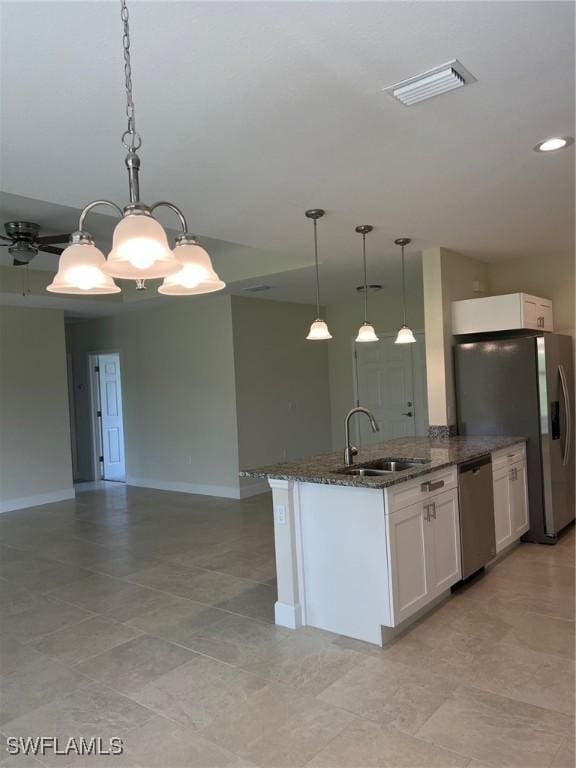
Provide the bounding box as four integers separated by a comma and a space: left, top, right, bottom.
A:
0, 1, 574, 307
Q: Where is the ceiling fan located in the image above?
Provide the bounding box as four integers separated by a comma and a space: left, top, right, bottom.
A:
0, 221, 71, 266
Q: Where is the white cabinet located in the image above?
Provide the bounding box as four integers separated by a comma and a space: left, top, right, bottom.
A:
493, 467, 512, 551
509, 460, 529, 539
452, 293, 554, 335
386, 485, 461, 626
427, 490, 461, 594
386, 501, 431, 625
492, 445, 529, 553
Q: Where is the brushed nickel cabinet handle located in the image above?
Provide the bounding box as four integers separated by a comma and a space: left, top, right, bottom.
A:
421, 479, 445, 492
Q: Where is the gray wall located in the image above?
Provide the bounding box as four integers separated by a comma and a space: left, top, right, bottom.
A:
0, 306, 74, 510
66, 296, 241, 496
231, 296, 332, 488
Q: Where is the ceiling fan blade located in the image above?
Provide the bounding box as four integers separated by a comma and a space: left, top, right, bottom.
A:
13, 258, 28, 266
0, 243, 11, 247
36, 234, 71, 245
0, 235, 13, 242
38, 244, 64, 255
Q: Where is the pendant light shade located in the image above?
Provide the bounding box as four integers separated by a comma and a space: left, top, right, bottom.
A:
103, 213, 181, 279
356, 321, 379, 343
305, 209, 332, 341
158, 237, 225, 295
47, 237, 120, 295
394, 237, 416, 344
355, 225, 378, 343
395, 325, 417, 344
307, 319, 333, 340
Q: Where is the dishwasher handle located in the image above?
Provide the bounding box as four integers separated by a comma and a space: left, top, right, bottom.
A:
458, 454, 492, 475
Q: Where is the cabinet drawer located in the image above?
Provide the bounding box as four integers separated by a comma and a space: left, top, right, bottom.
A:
387, 466, 457, 513
492, 443, 525, 471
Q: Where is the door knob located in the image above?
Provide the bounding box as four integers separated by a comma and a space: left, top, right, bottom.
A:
402, 411, 413, 417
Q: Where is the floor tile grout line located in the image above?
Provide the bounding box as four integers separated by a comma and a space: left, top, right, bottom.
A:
40, 577, 278, 629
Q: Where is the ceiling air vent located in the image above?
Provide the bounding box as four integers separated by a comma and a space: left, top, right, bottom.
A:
384, 60, 476, 106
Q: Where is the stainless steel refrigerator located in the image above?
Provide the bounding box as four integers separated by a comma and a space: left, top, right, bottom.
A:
454, 333, 574, 543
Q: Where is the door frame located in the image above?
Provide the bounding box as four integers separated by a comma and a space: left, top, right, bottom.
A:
351, 329, 426, 445
87, 349, 125, 482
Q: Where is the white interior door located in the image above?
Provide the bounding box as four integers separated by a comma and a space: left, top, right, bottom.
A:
354, 333, 427, 446
97, 353, 126, 481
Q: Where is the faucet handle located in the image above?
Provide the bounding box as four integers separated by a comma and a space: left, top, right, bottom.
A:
350, 446, 358, 457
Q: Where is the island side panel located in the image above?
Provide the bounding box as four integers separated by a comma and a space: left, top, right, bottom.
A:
268, 478, 304, 628
298, 482, 390, 646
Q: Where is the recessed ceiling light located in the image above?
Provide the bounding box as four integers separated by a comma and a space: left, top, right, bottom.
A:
533, 136, 574, 153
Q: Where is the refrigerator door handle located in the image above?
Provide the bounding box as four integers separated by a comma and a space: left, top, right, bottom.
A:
559, 364, 571, 467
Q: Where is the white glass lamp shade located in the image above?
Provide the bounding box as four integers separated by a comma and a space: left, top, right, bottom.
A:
158, 241, 225, 296
395, 325, 416, 344
103, 214, 181, 279
355, 322, 379, 343
47, 242, 120, 295
306, 318, 332, 340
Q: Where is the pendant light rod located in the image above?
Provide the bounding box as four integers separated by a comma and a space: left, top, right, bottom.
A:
305, 209, 325, 318
395, 237, 411, 326
356, 225, 374, 322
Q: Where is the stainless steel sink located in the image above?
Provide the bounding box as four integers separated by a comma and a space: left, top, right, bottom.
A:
363, 459, 425, 472
341, 467, 394, 477
337, 458, 429, 476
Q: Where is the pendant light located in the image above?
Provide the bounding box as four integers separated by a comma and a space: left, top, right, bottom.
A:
305, 209, 332, 340
394, 237, 416, 344
355, 225, 378, 343
48, 1, 224, 296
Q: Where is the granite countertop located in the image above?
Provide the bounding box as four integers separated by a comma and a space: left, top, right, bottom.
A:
240, 436, 526, 489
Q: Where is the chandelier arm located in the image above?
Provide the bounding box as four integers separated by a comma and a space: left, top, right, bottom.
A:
149, 201, 189, 234
78, 200, 123, 234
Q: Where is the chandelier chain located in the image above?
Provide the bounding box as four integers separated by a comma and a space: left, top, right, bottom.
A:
120, 0, 141, 150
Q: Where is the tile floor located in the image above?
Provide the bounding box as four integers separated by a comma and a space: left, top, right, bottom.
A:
0, 484, 573, 767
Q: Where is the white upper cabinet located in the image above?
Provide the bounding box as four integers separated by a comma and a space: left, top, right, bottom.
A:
452, 293, 554, 335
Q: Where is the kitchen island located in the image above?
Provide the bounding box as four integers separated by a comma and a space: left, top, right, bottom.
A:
241, 436, 527, 646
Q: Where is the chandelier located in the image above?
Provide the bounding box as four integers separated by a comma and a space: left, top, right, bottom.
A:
48, 1, 224, 297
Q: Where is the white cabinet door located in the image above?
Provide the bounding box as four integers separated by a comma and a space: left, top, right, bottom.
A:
386, 502, 431, 625
538, 300, 553, 331
493, 467, 512, 553
522, 296, 539, 329
509, 461, 529, 538
427, 490, 461, 593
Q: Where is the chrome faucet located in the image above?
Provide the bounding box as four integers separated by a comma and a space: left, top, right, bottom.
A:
344, 406, 380, 465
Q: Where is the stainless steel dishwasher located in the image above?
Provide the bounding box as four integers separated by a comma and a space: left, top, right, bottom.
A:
458, 455, 496, 579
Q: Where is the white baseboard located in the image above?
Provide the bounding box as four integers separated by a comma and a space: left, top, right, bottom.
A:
0, 488, 76, 514
275, 601, 303, 629
126, 475, 244, 500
